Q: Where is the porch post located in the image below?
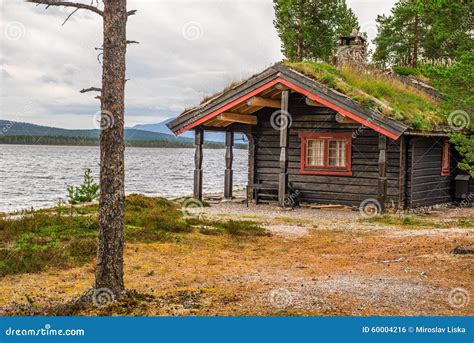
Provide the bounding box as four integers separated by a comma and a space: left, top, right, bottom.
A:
378, 134, 388, 213
246, 127, 256, 205
224, 129, 234, 199
278, 90, 290, 207
194, 127, 203, 201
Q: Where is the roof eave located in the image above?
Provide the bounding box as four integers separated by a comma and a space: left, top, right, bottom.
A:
168, 63, 410, 140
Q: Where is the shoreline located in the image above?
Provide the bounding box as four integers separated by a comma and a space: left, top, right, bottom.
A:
0, 142, 248, 149
0, 188, 248, 215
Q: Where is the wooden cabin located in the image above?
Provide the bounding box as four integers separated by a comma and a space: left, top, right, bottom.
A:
167, 60, 471, 212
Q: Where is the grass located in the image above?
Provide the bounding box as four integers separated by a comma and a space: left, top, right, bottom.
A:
361, 214, 430, 227
187, 216, 268, 237
458, 218, 474, 228
211, 220, 269, 237
200, 80, 243, 105
0, 213, 98, 277
361, 214, 474, 229
283, 61, 447, 131
0, 195, 267, 277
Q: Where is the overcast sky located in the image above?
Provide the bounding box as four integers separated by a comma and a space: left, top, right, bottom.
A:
0, 0, 396, 129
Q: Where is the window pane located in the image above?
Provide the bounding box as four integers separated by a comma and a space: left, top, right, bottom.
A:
307, 139, 324, 166
328, 140, 346, 167
442, 141, 450, 172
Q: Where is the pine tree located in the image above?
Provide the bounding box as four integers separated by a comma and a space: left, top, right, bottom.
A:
373, 0, 473, 67
27, 0, 137, 300
273, 0, 359, 62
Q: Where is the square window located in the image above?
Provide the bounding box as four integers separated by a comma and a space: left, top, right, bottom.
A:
299, 132, 352, 176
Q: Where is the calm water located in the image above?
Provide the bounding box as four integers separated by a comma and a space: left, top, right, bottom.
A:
0, 145, 248, 212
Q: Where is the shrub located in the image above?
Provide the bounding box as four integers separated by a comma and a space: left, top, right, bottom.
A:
67, 168, 99, 204
392, 66, 420, 76
0, 214, 98, 276
124, 195, 192, 233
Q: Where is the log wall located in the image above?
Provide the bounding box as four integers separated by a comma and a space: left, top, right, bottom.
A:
405, 136, 455, 207
252, 94, 403, 208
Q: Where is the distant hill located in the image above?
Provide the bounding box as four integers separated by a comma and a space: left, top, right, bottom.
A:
132, 118, 248, 144
0, 120, 228, 148
0, 120, 191, 142
132, 118, 196, 139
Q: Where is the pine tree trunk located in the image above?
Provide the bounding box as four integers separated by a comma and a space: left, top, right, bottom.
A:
296, 18, 303, 62
412, 12, 419, 68
95, 0, 127, 297
296, 34, 303, 62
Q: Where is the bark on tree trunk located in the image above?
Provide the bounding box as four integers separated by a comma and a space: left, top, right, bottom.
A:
95, 0, 127, 297
412, 12, 419, 68
296, 19, 303, 62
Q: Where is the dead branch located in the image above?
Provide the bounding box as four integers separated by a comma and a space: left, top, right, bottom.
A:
126, 40, 139, 45
80, 87, 102, 93
61, 7, 79, 25
27, 0, 103, 16
127, 9, 137, 16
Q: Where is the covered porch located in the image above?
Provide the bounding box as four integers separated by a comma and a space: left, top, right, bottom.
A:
187, 85, 291, 207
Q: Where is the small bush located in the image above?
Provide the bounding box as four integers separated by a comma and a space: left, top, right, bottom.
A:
125, 194, 170, 211
393, 66, 420, 77
125, 195, 192, 233
67, 169, 99, 204
0, 213, 98, 276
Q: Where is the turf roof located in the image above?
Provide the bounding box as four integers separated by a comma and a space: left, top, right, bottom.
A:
283, 61, 449, 131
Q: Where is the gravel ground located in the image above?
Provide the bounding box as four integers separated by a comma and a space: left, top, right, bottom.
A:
260, 273, 447, 314
202, 200, 474, 238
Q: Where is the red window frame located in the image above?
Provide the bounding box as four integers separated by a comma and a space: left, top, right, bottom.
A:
441, 139, 451, 176
298, 132, 352, 176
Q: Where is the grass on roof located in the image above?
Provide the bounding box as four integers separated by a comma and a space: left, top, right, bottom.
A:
200, 80, 243, 105
283, 61, 448, 131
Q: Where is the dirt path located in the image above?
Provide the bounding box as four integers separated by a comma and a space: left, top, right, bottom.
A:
1, 205, 472, 316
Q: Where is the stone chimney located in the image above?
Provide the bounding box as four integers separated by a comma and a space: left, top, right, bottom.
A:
336, 28, 367, 67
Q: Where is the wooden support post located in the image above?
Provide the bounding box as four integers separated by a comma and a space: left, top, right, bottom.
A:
278, 90, 290, 207
193, 128, 203, 201
246, 128, 256, 205
378, 134, 388, 212
224, 130, 234, 199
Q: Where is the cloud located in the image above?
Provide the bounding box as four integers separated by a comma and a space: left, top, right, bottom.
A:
0, 0, 396, 129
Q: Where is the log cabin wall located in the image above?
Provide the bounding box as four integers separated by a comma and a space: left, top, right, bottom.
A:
252, 93, 403, 208
469, 180, 474, 200
405, 136, 455, 208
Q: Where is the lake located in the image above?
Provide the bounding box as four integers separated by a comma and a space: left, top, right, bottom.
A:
0, 145, 248, 212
